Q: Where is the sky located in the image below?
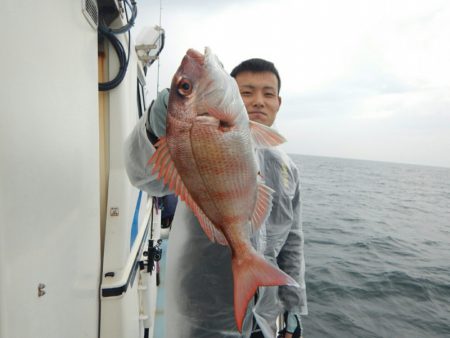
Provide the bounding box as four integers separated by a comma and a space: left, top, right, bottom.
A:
134, 0, 450, 168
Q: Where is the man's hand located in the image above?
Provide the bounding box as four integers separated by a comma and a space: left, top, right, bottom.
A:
278, 312, 302, 338
283, 333, 303, 338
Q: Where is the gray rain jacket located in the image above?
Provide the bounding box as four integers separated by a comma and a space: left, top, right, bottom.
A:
124, 90, 307, 338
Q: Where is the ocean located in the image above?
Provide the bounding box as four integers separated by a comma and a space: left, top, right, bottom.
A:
293, 154, 450, 338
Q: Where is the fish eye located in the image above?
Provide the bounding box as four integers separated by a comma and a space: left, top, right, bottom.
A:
178, 79, 192, 96
181, 82, 190, 91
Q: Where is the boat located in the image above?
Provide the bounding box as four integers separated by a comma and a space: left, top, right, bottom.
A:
1, 1, 166, 337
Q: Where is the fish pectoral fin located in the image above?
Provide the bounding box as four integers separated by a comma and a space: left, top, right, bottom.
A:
250, 183, 274, 233
208, 106, 235, 130
148, 137, 177, 187
148, 137, 228, 246
249, 121, 286, 147
207, 106, 230, 121
148, 136, 188, 199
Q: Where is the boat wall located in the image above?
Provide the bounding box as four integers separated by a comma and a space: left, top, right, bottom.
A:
99, 14, 160, 338
0, 1, 100, 338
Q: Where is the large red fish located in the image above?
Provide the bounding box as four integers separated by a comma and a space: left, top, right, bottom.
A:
150, 47, 298, 331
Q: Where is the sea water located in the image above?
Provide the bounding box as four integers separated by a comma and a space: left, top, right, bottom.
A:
295, 154, 450, 338
154, 154, 450, 338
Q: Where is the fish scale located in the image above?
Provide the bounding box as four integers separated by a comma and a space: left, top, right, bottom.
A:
190, 129, 256, 224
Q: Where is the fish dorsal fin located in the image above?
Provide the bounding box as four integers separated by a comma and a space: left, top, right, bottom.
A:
250, 182, 274, 233
149, 137, 228, 246
249, 121, 286, 148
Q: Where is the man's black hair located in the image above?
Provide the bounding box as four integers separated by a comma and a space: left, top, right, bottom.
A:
230, 58, 281, 93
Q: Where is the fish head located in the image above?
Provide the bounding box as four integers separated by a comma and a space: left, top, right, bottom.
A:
168, 47, 248, 130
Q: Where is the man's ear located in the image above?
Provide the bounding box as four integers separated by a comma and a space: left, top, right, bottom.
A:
278, 95, 282, 107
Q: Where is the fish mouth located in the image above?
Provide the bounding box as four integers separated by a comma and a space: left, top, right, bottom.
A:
204, 46, 212, 60
204, 46, 225, 70
184, 47, 214, 66
186, 48, 205, 65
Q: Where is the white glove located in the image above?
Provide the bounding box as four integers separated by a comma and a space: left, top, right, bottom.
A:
286, 312, 302, 335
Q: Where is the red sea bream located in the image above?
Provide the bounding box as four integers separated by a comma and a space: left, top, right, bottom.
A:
149, 47, 298, 331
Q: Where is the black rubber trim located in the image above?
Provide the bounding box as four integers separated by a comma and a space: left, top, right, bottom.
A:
101, 224, 149, 297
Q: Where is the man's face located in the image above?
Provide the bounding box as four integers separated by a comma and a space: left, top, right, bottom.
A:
234, 71, 281, 127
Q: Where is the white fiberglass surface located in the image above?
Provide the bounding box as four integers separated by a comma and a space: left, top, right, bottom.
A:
0, 1, 100, 337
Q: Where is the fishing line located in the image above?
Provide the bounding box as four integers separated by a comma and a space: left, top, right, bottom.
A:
156, 0, 163, 94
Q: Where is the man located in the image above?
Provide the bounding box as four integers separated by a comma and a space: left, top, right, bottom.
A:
231, 59, 307, 338
124, 57, 307, 338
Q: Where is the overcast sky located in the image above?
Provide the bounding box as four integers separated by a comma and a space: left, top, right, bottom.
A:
135, 0, 450, 168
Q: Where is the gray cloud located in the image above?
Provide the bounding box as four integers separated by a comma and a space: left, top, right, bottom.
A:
158, 0, 259, 13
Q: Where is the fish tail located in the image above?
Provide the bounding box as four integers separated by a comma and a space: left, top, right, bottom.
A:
231, 249, 298, 332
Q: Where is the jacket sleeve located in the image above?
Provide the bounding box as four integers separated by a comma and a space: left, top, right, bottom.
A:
276, 168, 308, 315
123, 108, 171, 197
